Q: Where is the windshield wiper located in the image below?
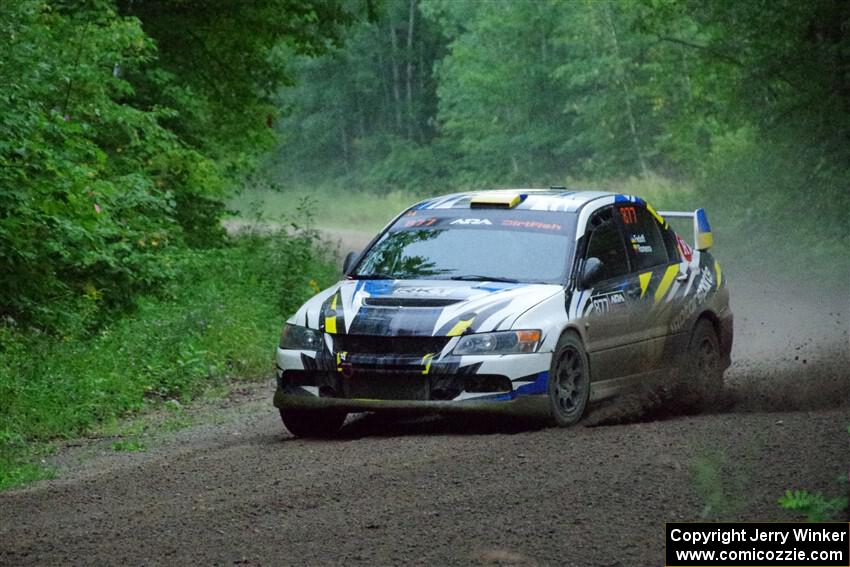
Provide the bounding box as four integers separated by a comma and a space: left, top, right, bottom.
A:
449, 275, 520, 283
351, 273, 396, 280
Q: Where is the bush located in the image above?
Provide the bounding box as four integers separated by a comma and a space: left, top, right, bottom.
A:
0, 230, 337, 490
0, 2, 221, 333
0, 0, 353, 335
779, 425, 849, 522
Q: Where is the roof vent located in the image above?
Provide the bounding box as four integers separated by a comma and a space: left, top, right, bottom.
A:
469, 193, 523, 209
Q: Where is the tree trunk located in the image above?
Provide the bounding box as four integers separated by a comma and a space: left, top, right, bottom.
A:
405, 0, 416, 140
389, 22, 403, 133
376, 46, 392, 132
340, 119, 350, 174
604, 3, 649, 177
353, 89, 366, 138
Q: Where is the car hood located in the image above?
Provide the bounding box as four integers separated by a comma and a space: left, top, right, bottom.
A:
291, 279, 564, 337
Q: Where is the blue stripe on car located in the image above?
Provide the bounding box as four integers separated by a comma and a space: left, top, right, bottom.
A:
470, 371, 549, 402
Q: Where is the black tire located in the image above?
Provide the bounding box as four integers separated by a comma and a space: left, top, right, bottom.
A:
546, 332, 591, 427
279, 408, 346, 438
677, 319, 724, 410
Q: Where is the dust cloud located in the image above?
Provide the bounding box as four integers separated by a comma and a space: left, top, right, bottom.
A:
725, 274, 849, 412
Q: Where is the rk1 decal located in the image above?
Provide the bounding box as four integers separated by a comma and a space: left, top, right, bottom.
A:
392, 287, 457, 297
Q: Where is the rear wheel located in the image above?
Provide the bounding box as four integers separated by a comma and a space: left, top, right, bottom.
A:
279, 408, 346, 438
547, 333, 591, 427
677, 319, 723, 410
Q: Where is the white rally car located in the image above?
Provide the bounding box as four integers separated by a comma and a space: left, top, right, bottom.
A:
274, 189, 732, 437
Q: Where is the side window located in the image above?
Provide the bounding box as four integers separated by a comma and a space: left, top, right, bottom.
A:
585, 208, 630, 281
617, 205, 669, 270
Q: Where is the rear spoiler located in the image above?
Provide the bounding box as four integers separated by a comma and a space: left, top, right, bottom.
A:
657, 208, 713, 251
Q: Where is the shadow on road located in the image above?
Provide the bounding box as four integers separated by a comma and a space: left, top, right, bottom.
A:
339, 412, 547, 438
269, 412, 549, 442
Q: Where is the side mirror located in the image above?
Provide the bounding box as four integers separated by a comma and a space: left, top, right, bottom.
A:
342, 251, 359, 274
580, 257, 603, 289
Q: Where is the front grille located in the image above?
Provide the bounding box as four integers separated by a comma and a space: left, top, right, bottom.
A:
332, 334, 451, 355
345, 374, 429, 400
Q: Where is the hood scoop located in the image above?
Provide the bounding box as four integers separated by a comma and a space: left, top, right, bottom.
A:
362, 297, 462, 308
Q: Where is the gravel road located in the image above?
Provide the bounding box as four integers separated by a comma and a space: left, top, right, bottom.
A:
1, 231, 847, 566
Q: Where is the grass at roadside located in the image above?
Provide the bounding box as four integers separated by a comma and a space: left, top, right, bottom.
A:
228, 185, 416, 234
227, 175, 696, 234
0, 230, 338, 490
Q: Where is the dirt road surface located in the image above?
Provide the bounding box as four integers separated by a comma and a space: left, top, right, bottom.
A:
2, 230, 848, 566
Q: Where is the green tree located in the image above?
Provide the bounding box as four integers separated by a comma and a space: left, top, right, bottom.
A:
0, 0, 355, 332
427, 0, 572, 184
271, 0, 448, 190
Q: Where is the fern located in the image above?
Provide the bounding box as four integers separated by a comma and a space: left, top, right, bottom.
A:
779, 489, 848, 522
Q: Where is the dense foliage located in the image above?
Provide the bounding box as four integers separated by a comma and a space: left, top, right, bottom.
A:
276, 0, 849, 184
0, 0, 352, 486
0, 0, 352, 333
0, 230, 337, 489
272, 0, 849, 275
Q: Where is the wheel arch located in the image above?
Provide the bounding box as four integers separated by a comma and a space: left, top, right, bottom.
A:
693, 308, 733, 368
693, 309, 721, 343
553, 324, 593, 380
557, 323, 587, 346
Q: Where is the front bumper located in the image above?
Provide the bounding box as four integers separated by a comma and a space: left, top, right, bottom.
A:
273, 387, 549, 417
274, 346, 552, 415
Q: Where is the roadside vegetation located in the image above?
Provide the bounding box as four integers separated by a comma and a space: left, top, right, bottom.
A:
0, 229, 337, 489
0, 1, 352, 488
778, 425, 849, 521
229, 181, 416, 234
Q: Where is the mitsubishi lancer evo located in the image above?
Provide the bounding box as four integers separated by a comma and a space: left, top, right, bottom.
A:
274, 189, 732, 437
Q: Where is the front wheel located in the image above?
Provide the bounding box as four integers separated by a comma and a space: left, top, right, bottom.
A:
279, 408, 346, 438
546, 332, 591, 427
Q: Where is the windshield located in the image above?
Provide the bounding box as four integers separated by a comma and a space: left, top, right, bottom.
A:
353, 209, 576, 284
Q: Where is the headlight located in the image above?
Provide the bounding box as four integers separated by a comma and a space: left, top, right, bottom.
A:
279, 324, 323, 350
452, 330, 541, 355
